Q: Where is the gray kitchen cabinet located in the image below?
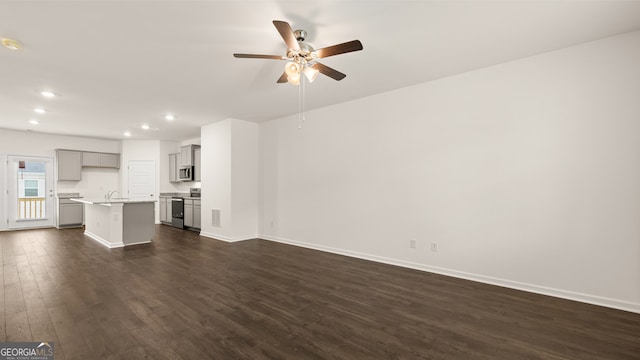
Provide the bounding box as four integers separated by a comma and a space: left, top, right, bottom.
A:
57, 149, 119, 181
183, 198, 200, 230
82, 152, 101, 166
100, 153, 120, 168
194, 148, 201, 181
180, 145, 200, 167
82, 152, 119, 168
184, 199, 194, 227
58, 199, 83, 227
159, 196, 173, 224
160, 197, 168, 223
57, 150, 82, 181
169, 153, 179, 183
193, 200, 201, 229
180, 145, 191, 167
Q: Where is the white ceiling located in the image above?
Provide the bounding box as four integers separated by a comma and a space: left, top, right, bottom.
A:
2, 1, 640, 142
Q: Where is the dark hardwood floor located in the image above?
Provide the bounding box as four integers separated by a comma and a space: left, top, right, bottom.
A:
1, 226, 639, 359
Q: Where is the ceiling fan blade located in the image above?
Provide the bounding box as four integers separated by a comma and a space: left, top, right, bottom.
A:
315, 40, 363, 58
233, 53, 286, 60
311, 62, 346, 81
277, 72, 288, 83
273, 20, 300, 51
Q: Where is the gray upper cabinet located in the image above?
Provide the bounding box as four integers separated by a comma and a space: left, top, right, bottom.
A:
194, 148, 201, 182
180, 145, 200, 167
100, 153, 119, 168
57, 149, 120, 181
82, 152, 101, 167
57, 150, 82, 181
169, 153, 179, 183
180, 146, 191, 167
82, 151, 120, 168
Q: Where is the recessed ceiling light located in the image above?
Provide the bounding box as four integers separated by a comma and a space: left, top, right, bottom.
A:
29, 119, 39, 125
2, 38, 21, 50
165, 114, 175, 121
141, 124, 150, 130
40, 91, 56, 98
34, 108, 46, 114
124, 131, 131, 137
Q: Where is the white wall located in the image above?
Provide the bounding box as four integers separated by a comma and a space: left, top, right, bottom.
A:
200, 119, 258, 241
259, 31, 640, 313
231, 119, 258, 239
120, 140, 160, 223
0, 128, 120, 156
181, 137, 201, 146
201, 120, 232, 239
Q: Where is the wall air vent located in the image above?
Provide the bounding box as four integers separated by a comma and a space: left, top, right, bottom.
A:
211, 209, 221, 227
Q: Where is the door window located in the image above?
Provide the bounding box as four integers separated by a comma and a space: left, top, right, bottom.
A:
8, 156, 54, 228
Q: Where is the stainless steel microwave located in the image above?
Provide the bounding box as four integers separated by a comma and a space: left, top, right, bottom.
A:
178, 166, 193, 181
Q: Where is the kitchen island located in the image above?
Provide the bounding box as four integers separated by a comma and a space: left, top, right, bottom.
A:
71, 198, 156, 248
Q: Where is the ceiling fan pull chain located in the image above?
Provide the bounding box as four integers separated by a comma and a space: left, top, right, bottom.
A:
301, 75, 306, 124
298, 77, 302, 129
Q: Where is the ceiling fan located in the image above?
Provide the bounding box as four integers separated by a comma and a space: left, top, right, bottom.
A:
233, 20, 363, 85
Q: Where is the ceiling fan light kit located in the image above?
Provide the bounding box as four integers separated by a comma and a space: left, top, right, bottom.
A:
303, 66, 319, 82
233, 20, 363, 85
285, 61, 301, 77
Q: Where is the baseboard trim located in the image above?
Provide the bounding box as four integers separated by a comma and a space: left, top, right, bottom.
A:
199, 231, 256, 243
260, 234, 640, 314
123, 240, 152, 247
84, 230, 124, 249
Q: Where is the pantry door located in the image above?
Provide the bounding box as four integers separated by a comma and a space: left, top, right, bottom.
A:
7, 155, 55, 229
128, 160, 156, 200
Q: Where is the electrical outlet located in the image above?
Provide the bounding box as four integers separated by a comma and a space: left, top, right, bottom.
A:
409, 239, 417, 249
431, 242, 438, 252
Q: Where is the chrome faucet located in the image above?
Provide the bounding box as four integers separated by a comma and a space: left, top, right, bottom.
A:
106, 190, 119, 200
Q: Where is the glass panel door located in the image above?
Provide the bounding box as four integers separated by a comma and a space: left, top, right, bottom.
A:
7, 155, 55, 229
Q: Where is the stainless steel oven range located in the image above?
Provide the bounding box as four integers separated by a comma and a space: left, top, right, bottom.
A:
171, 197, 184, 228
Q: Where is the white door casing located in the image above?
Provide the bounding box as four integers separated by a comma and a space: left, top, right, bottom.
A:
7, 155, 55, 229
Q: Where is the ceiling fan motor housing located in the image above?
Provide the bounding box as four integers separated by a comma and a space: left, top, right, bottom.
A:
294, 29, 307, 41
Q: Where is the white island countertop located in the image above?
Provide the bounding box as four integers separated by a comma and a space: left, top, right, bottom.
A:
71, 198, 156, 206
